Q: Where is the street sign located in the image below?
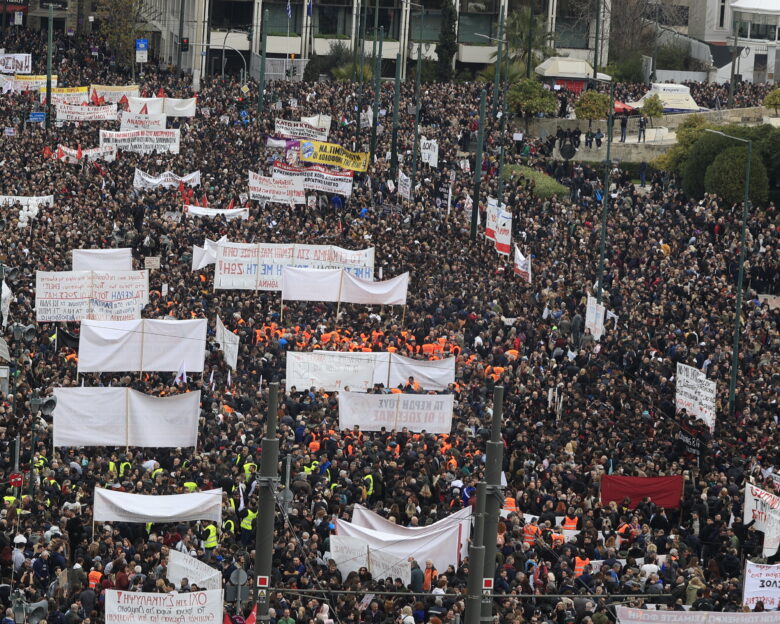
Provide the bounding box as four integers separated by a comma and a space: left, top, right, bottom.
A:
9, 473, 22, 487
135, 39, 148, 64
482, 578, 493, 595
28, 112, 45, 123
135, 39, 149, 51
256, 575, 269, 588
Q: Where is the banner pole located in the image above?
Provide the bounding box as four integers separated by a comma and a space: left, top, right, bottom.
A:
125, 388, 130, 455
402, 305, 406, 326
336, 270, 344, 321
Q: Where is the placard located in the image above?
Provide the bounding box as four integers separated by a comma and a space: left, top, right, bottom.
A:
105, 589, 223, 624
144, 256, 161, 269
99, 129, 180, 155
675, 363, 716, 430
744, 561, 780, 609
0, 54, 31, 74
271, 161, 353, 196
744, 484, 780, 558
421, 137, 439, 167
585, 295, 606, 341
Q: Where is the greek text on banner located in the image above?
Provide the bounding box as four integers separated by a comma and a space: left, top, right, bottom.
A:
105, 588, 223, 624
272, 161, 353, 196
57, 103, 118, 122
338, 391, 454, 433
275, 118, 329, 141
299, 140, 369, 172
248, 171, 306, 204
744, 561, 780, 610
616, 606, 780, 624
100, 129, 180, 155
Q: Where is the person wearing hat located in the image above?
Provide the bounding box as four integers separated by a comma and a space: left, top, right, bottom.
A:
12, 535, 26, 574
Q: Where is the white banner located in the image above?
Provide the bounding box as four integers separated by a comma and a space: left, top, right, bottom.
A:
494, 209, 512, 255
105, 589, 223, 624
329, 535, 369, 579
185, 205, 248, 221
675, 362, 716, 430
0, 195, 53, 208
0, 54, 31, 74
77, 319, 207, 373
90, 85, 140, 103
1, 280, 10, 327
120, 111, 167, 130
164, 97, 197, 117
616, 606, 780, 624
94, 488, 222, 524
191, 237, 227, 272
35, 271, 149, 322
216, 316, 240, 370
744, 484, 780, 558
275, 118, 329, 141
9, 74, 56, 92
514, 245, 531, 283
133, 169, 201, 190
398, 170, 411, 200
421, 137, 439, 168
485, 197, 501, 241
58, 144, 117, 163
167, 551, 222, 591
301, 114, 332, 130
215, 243, 374, 290
127, 96, 164, 115
341, 271, 409, 305
281, 268, 408, 305
40, 86, 88, 105
585, 295, 606, 341
57, 103, 118, 122
339, 391, 454, 433
248, 171, 305, 204
744, 561, 780, 609
100, 129, 180, 155
72, 248, 132, 272
53, 388, 200, 448
271, 161, 354, 197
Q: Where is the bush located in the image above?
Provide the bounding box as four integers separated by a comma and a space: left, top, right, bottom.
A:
575, 91, 612, 128
764, 88, 780, 115
704, 146, 768, 206
503, 164, 568, 199
603, 53, 644, 84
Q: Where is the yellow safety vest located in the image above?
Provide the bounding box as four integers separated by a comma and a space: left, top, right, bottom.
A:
151, 468, 164, 479
204, 524, 218, 549
108, 461, 117, 474
363, 474, 374, 495
183, 482, 198, 493
120, 462, 132, 477
223, 519, 235, 533
3, 496, 16, 506
240, 510, 257, 531
243, 463, 257, 477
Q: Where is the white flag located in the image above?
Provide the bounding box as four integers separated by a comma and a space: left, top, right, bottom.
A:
1, 280, 10, 327
175, 361, 187, 385
227, 369, 232, 387
513, 245, 531, 283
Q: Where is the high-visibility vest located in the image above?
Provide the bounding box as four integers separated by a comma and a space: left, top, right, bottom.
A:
88, 570, 102, 589
503, 498, 518, 514
151, 468, 164, 479
183, 482, 198, 493
108, 461, 117, 474
574, 556, 590, 577
204, 524, 218, 549
223, 519, 235, 534
240, 510, 257, 531
551, 532, 565, 547
119, 462, 132, 477
523, 524, 541, 546
243, 462, 257, 477
562, 516, 578, 531
363, 474, 374, 495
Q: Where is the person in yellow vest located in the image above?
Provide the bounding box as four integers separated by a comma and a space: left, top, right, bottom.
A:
183, 480, 198, 493
119, 456, 133, 479
562, 509, 579, 531
201, 522, 219, 560
240, 507, 257, 546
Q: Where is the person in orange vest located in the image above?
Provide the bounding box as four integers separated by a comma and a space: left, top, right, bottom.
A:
573, 550, 590, 577
422, 559, 438, 591
562, 508, 579, 531
88, 562, 103, 589
523, 518, 542, 547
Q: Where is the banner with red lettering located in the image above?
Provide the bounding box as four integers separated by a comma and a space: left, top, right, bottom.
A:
600, 475, 683, 509
744, 561, 780, 610
105, 589, 223, 624
248, 171, 305, 204
56, 103, 118, 122
514, 245, 531, 283
744, 484, 780, 557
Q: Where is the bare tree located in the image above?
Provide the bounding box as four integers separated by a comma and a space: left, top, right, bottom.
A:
95, 0, 146, 71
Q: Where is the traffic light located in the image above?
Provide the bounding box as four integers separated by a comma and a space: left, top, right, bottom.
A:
247, 26, 253, 42
181, 37, 189, 52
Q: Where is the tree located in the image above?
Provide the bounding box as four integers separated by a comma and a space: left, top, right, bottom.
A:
477, 61, 526, 87
763, 88, 780, 116
574, 90, 611, 128
95, 0, 144, 70
435, 0, 457, 82
503, 6, 555, 73
641, 94, 664, 127
652, 114, 710, 176
704, 146, 768, 206
332, 63, 372, 81
682, 131, 735, 198
507, 78, 557, 131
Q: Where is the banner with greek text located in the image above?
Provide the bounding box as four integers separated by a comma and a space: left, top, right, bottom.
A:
616, 606, 780, 624
744, 561, 780, 609
120, 111, 167, 130
105, 590, 223, 624
338, 391, 454, 434
127, 96, 164, 115
40, 86, 89, 105
301, 114, 331, 130
35, 271, 149, 322
58, 144, 117, 163
72, 249, 132, 272
585, 295, 606, 341
675, 362, 716, 430
215, 243, 374, 290
0, 195, 53, 208
248, 171, 306, 204
185, 205, 248, 221
421, 137, 439, 167
398, 170, 411, 200
90, 84, 140, 103
12, 75, 56, 92
100, 129, 180, 155
485, 197, 501, 241
216, 316, 240, 370
514, 245, 531, 283
57, 103, 118, 122
271, 161, 354, 196
494, 209, 512, 255
133, 169, 200, 189
744, 484, 780, 558
275, 118, 329, 141
299, 140, 369, 172
0, 54, 31, 74
167, 550, 222, 591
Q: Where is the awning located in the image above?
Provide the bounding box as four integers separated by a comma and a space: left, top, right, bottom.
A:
730, 0, 780, 17
535, 56, 611, 81
614, 101, 635, 114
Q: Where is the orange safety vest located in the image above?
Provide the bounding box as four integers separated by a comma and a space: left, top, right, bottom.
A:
88, 570, 102, 589
523, 524, 541, 546
562, 516, 578, 531
551, 532, 565, 547
574, 556, 590, 577
503, 497, 518, 514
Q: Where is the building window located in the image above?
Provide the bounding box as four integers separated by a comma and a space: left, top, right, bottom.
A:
719, 0, 725, 28
265, 1, 302, 36
315, 0, 353, 38
750, 17, 777, 41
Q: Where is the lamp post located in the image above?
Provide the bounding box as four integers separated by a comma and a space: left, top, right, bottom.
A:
370, 26, 384, 162
595, 80, 614, 305
258, 10, 268, 114
390, 52, 401, 177
475, 32, 508, 117
470, 89, 487, 241
704, 129, 752, 419
411, 5, 424, 192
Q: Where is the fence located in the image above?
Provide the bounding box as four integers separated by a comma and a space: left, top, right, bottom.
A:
250, 54, 309, 82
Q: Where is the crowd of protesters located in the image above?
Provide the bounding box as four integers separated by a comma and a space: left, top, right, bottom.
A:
0, 25, 777, 624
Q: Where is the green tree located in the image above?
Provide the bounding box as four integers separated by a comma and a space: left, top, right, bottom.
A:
681, 131, 735, 198
507, 78, 557, 132
763, 88, 780, 116
652, 114, 710, 176
332, 63, 372, 81
641, 94, 664, 127
503, 6, 555, 73
704, 146, 768, 206
435, 0, 457, 82
477, 61, 526, 87
574, 90, 611, 128
96, 0, 144, 69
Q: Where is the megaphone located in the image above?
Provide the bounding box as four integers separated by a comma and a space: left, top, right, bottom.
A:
26, 599, 48, 624
40, 396, 57, 416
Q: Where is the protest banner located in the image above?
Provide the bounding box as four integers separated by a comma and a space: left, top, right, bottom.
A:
514, 245, 531, 283
329, 535, 369, 578
89, 84, 140, 103
494, 209, 512, 255
421, 137, 439, 167
100, 129, 181, 155
120, 111, 167, 130
12, 74, 56, 91
58, 144, 117, 163
215, 243, 374, 290
56, 103, 118, 122
275, 118, 329, 141
485, 197, 501, 240
40, 86, 89, 105
163, 97, 196, 117
585, 295, 606, 341
338, 391, 454, 434
72, 248, 132, 272
675, 363, 716, 430
616, 606, 780, 624
299, 140, 369, 172
94, 488, 222, 524
127, 96, 164, 115
185, 205, 249, 220
744, 561, 780, 609
676, 421, 705, 458
281, 268, 407, 305
167, 550, 222, 591
35, 270, 149, 322
133, 169, 200, 189
744, 484, 780, 558
0, 195, 53, 209
271, 161, 354, 196
215, 315, 240, 369
600, 475, 684, 509
105, 589, 223, 624
301, 113, 331, 130
398, 170, 411, 200
248, 171, 306, 204
144, 257, 160, 270
0, 54, 31, 74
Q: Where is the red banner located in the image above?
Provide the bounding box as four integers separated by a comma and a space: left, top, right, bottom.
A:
600, 475, 684, 510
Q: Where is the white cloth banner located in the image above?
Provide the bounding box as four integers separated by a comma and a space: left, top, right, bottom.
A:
421, 137, 439, 168
164, 97, 197, 117
52, 387, 200, 448
485, 197, 504, 241
167, 550, 222, 591
0, 195, 52, 208
398, 170, 411, 200
191, 237, 227, 271
94, 488, 222, 524
494, 209, 512, 255
341, 271, 409, 305
616, 606, 780, 624
275, 118, 329, 141
57, 103, 118, 122
271, 161, 354, 197
40, 87, 89, 105
133, 169, 201, 190
0, 54, 31, 74
514, 245, 531, 283
286, 352, 455, 392
72, 248, 132, 272
105, 589, 223, 624
744, 561, 780, 609
329, 535, 369, 578
585, 295, 606, 341
35, 271, 149, 322
58, 144, 117, 163
1, 280, 10, 327
77, 319, 207, 373
100, 129, 181, 155
744, 485, 780, 558
90, 85, 139, 103
127, 96, 164, 115
8, 75, 56, 92
338, 391, 454, 433
675, 362, 716, 430
215, 243, 374, 290
281, 268, 408, 305
301, 114, 332, 131
248, 171, 306, 204
215, 316, 240, 369
185, 205, 248, 220
120, 111, 167, 130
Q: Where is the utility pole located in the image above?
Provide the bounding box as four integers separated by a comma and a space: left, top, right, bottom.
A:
496, 94, 507, 203
177, 0, 186, 72
352, 0, 361, 81
480, 385, 505, 623
253, 382, 279, 618
526, 0, 534, 78
411, 9, 424, 191
258, 10, 268, 114
464, 482, 486, 624
596, 81, 614, 304
371, 0, 379, 61
390, 53, 401, 177
355, 7, 366, 151
728, 18, 740, 108
370, 26, 384, 162
592, 0, 601, 80
470, 89, 487, 241
493, 10, 504, 117
45, 3, 53, 132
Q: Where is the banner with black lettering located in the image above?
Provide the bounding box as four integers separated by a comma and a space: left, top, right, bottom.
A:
104, 589, 223, 624
338, 391, 454, 434
248, 171, 305, 204
100, 129, 180, 155
271, 162, 353, 196
120, 111, 167, 130
57, 104, 118, 122
0, 54, 31, 74
275, 118, 329, 141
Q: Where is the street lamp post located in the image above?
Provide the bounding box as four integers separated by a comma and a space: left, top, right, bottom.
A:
493, 11, 504, 117
411, 6, 424, 192
470, 89, 487, 241
595, 80, 614, 304
705, 129, 752, 419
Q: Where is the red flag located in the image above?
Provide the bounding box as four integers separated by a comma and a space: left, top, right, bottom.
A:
56, 146, 64, 160
600, 475, 684, 510
91, 89, 100, 106
178, 180, 186, 202
98, 95, 105, 106
119, 95, 129, 110
201, 193, 208, 207
156, 87, 166, 98
187, 188, 195, 203
223, 613, 233, 624
192, 194, 200, 207
141, 88, 149, 97
227, 198, 235, 210
76, 144, 83, 160
139, 103, 148, 115
245, 606, 257, 624
42, 146, 52, 159
93, 161, 105, 176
